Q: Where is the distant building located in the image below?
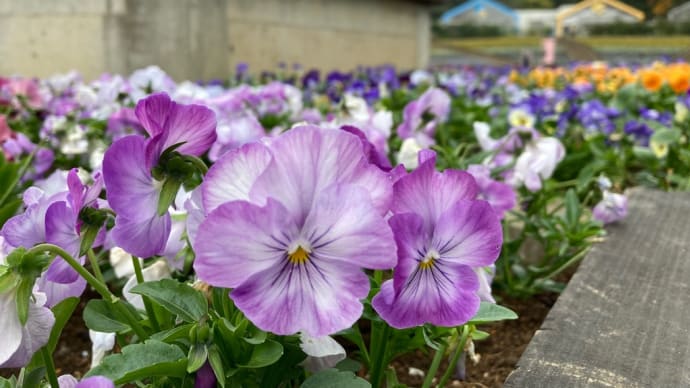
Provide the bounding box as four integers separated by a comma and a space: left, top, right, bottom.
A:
515, 9, 557, 35
439, 0, 519, 30
0, 0, 437, 80
668, 2, 690, 22
555, 0, 644, 36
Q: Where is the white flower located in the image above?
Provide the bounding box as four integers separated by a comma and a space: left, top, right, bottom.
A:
397, 138, 423, 169
122, 260, 172, 310
342, 94, 370, 123
508, 108, 536, 129
410, 69, 434, 86
511, 137, 565, 192
109, 247, 139, 279
473, 121, 498, 151
299, 333, 346, 373
89, 330, 115, 367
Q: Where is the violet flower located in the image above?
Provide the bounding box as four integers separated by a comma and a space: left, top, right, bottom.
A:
593, 191, 628, 224
397, 87, 450, 147
194, 125, 396, 336
372, 152, 503, 328
467, 164, 516, 219
102, 92, 216, 258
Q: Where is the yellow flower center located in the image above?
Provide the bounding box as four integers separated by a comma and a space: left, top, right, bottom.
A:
419, 250, 440, 270
288, 246, 310, 265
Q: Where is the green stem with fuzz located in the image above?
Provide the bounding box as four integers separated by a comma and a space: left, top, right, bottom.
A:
26, 244, 148, 340
437, 325, 471, 387
421, 341, 449, 388
41, 347, 59, 388
131, 256, 160, 331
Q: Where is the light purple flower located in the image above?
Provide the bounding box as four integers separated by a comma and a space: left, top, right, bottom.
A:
593, 191, 628, 224
372, 152, 502, 329
195, 125, 396, 336
0, 277, 55, 368
397, 87, 450, 146
62, 376, 115, 388
467, 164, 516, 219
102, 93, 216, 258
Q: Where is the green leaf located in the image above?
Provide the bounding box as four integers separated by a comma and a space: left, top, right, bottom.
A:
335, 358, 361, 373
469, 302, 518, 324
564, 189, 580, 229
301, 369, 370, 388
15, 278, 33, 325
0, 198, 22, 227
650, 127, 681, 145
0, 375, 17, 388
471, 329, 490, 341
238, 340, 284, 368
85, 340, 187, 384
130, 279, 208, 323
151, 323, 194, 343
207, 345, 226, 388
83, 299, 134, 333
187, 343, 208, 373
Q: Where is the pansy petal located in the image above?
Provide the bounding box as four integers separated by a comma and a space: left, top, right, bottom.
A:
1, 300, 55, 368
433, 200, 502, 267
231, 258, 370, 336
75, 376, 115, 388
37, 274, 87, 308
111, 213, 171, 258
250, 126, 392, 219
102, 135, 159, 219
194, 199, 298, 289
372, 264, 480, 329
202, 141, 273, 213
303, 185, 396, 269
0, 290, 22, 366
392, 154, 478, 223
134, 92, 173, 137
159, 102, 217, 156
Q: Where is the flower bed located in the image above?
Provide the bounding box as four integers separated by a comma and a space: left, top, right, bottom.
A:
0, 62, 688, 387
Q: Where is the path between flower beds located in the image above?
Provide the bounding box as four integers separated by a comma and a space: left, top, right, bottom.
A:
504, 187, 690, 387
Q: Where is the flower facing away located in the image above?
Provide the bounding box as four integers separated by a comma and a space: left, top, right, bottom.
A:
372, 152, 503, 329
194, 125, 396, 336
102, 92, 216, 258
593, 191, 628, 224
0, 238, 55, 368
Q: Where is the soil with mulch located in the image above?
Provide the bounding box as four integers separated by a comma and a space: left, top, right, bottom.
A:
1, 289, 561, 387
393, 291, 559, 387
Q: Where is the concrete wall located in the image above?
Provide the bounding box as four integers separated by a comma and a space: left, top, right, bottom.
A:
0, 0, 430, 81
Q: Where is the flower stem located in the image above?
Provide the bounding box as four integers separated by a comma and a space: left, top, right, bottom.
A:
41, 347, 59, 388
421, 341, 449, 388
87, 249, 105, 284
369, 322, 391, 388
26, 244, 148, 340
131, 256, 160, 331
437, 325, 471, 387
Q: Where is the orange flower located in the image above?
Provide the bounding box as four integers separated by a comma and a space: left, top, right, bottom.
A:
640, 69, 664, 92
667, 65, 690, 94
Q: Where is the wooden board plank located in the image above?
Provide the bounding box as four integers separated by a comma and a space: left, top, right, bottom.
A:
504, 188, 690, 388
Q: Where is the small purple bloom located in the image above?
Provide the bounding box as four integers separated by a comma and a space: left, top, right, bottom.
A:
397, 87, 450, 146
195, 125, 396, 336
372, 152, 503, 328
467, 164, 516, 219
593, 191, 628, 224
102, 93, 216, 258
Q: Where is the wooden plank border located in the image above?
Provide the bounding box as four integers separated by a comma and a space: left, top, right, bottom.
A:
504, 188, 690, 387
